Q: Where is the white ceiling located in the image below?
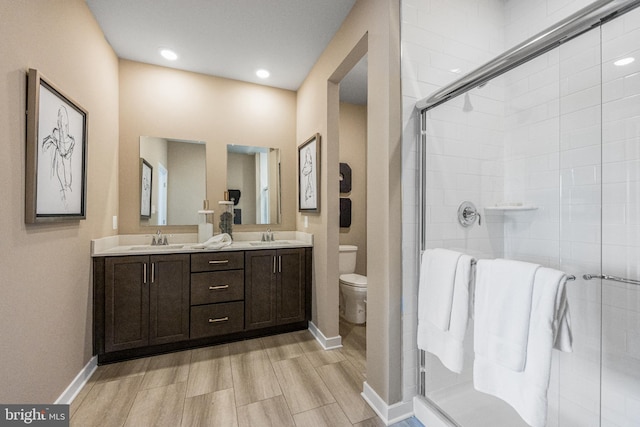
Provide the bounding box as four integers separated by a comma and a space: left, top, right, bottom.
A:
85, 0, 367, 104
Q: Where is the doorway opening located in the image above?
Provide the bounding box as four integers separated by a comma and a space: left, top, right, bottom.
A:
337, 53, 368, 377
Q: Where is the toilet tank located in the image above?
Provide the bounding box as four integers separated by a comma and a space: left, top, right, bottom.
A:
339, 245, 358, 274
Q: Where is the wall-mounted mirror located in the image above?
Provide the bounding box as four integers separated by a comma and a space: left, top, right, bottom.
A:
227, 145, 281, 225
139, 136, 206, 226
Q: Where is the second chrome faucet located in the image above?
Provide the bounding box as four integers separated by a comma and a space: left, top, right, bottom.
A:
261, 228, 274, 242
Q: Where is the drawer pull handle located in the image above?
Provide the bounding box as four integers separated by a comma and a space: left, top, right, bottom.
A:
208, 260, 229, 265
209, 285, 229, 290
208, 317, 229, 323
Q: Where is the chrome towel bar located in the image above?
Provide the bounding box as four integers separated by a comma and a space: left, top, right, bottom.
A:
583, 274, 640, 286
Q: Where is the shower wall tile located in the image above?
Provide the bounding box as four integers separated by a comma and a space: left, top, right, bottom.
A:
561, 65, 601, 97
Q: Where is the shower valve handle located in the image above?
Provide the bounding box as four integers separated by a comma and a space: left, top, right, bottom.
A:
463, 207, 481, 226
457, 201, 481, 227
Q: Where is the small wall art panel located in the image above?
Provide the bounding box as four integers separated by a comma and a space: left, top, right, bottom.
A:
298, 133, 320, 212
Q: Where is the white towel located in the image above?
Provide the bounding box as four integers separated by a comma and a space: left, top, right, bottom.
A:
473, 266, 573, 427
474, 258, 539, 372
417, 249, 475, 373
192, 233, 233, 250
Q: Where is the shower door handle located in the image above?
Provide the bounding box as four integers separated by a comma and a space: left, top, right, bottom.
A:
583, 274, 640, 287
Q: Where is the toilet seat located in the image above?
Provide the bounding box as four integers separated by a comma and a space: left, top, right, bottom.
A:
339, 273, 367, 288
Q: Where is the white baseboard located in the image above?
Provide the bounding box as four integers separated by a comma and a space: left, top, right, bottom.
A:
361, 382, 414, 425
413, 395, 453, 427
55, 356, 97, 405
308, 321, 342, 350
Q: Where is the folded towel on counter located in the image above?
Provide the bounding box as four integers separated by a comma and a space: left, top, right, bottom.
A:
192, 233, 232, 250
417, 248, 475, 373
474, 258, 539, 372
473, 265, 572, 427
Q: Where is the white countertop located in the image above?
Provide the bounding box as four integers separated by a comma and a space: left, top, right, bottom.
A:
92, 231, 313, 257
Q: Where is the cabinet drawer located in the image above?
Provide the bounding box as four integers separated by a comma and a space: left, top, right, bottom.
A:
191, 252, 244, 272
190, 302, 244, 339
191, 271, 244, 305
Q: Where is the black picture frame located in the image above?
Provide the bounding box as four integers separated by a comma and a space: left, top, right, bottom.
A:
140, 158, 153, 219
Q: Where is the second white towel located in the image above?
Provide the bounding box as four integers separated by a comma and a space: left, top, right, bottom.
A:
474, 258, 539, 372
473, 265, 573, 427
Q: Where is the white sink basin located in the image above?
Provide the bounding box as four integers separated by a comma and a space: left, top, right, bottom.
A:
129, 244, 185, 251
249, 241, 291, 246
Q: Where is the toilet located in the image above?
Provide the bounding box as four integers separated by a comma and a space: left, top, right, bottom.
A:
338, 245, 368, 324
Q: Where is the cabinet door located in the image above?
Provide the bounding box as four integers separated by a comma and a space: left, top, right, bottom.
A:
245, 250, 277, 330
277, 248, 306, 324
149, 254, 190, 345
105, 256, 149, 352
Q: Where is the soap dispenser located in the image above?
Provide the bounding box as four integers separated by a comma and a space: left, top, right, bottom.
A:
218, 200, 234, 238
197, 200, 215, 243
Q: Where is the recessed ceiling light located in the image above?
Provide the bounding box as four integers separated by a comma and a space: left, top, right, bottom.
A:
614, 57, 634, 66
160, 49, 178, 61
256, 69, 270, 79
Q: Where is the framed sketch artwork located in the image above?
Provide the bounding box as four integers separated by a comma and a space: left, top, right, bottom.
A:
25, 69, 88, 223
298, 133, 320, 212
140, 159, 153, 219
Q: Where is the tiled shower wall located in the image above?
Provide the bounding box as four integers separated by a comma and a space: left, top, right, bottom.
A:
402, 1, 640, 425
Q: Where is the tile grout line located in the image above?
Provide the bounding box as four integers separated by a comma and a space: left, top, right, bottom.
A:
268, 351, 298, 425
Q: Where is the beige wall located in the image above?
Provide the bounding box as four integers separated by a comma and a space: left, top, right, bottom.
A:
339, 103, 367, 276
296, 0, 402, 404
118, 60, 297, 234
0, 0, 119, 403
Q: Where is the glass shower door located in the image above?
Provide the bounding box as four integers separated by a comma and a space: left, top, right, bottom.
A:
557, 27, 602, 427
599, 8, 640, 426
419, 7, 640, 425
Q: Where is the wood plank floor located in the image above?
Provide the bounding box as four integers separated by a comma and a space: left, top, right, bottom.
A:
70, 322, 423, 427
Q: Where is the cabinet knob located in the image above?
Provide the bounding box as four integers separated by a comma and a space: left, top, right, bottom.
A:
208, 317, 229, 323
208, 285, 229, 290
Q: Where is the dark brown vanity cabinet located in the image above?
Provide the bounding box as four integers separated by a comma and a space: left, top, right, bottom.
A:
94, 247, 311, 363
245, 248, 306, 330
98, 254, 190, 353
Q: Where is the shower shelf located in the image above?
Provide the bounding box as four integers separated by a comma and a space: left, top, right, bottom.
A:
484, 205, 538, 212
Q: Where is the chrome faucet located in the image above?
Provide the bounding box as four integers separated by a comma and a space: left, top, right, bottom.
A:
261, 228, 274, 242
151, 229, 169, 245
